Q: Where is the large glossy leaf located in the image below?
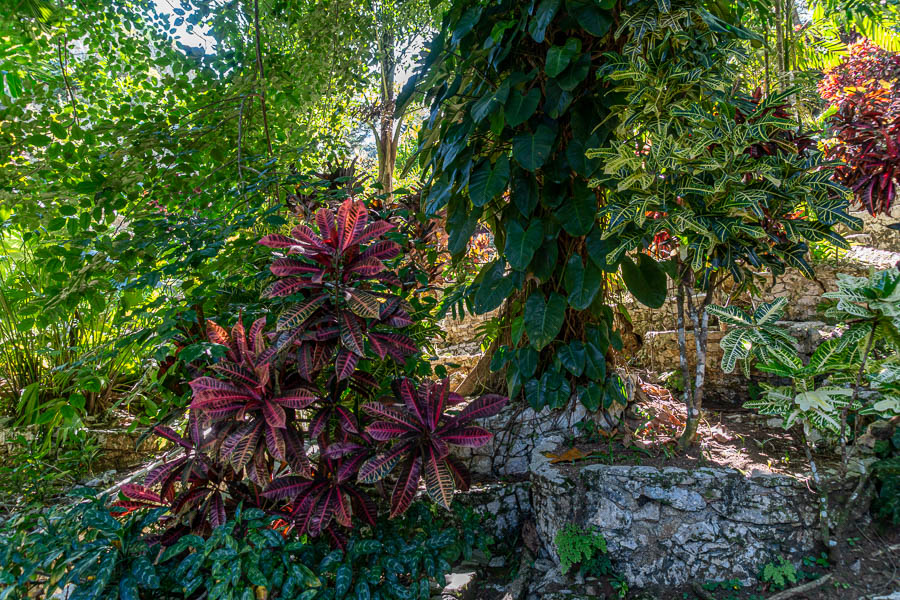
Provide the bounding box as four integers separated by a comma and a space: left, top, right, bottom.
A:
524, 292, 567, 350
505, 88, 541, 127
529, 0, 561, 42
513, 123, 556, 171
505, 220, 543, 270
469, 155, 510, 207
556, 185, 596, 236
546, 38, 581, 77
563, 255, 602, 310
558, 340, 586, 376
473, 260, 514, 314
621, 254, 667, 309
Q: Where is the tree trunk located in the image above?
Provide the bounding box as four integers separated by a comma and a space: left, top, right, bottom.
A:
675, 273, 695, 446
377, 28, 397, 196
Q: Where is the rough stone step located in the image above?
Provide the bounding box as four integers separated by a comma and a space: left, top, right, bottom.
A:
633, 320, 833, 400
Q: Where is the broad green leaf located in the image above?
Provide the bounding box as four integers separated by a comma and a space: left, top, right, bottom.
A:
621, 254, 667, 308
529, 0, 561, 42
558, 340, 586, 376
469, 155, 510, 207
555, 186, 596, 236
578, 382, 604, 411
474, 260, 514, 313
545, 38, 581, 77
505, 88, 541, 128
505, 220, 543, 270
524, 292, 566, 350
513, 124, 556, 171
563, 255, 602, 310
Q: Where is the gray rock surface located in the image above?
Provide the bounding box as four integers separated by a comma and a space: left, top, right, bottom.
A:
530, 444, 833, 588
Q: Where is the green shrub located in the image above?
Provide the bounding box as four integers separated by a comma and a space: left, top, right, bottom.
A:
0, 490, 490, 600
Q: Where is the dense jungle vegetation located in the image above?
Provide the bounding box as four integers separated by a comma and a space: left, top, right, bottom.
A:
1, 0, 899, 598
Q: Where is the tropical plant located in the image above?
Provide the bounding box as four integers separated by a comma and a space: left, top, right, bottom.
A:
819, 39, 900, 215
259, 198, 417, 380
590, 3, 858, 446
403, 0, 681, 415
358, 378, 506, 515
1, 489, 489, 600
108, 199, 505, 553
709, 298, 799, 377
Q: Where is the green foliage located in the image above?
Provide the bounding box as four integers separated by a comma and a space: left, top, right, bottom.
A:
741, 269, 900, 438
408, 0, 657, 409
0, 492, 489, 600
708, 298, 798, 376
758, 557, 798, 591
872, 427, 900, 526
553, 523, 612, 578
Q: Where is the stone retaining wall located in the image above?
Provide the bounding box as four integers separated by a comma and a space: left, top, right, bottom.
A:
529, 436, 845, 589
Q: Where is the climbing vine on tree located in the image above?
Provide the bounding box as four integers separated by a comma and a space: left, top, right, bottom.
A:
402, 0, 676, 414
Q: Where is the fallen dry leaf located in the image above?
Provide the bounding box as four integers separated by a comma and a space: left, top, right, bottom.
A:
544, 447, 589, 463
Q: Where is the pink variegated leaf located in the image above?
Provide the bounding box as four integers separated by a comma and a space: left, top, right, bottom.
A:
290, 225, 331, 254
390, 457, 422, 518
120, 484, 163, 503
283, 427, 312, 477
360, 402, 420, 430
372, 271, 402, 286
396, 378, 426, 427
335, 406, 359, 434
276, 295, 327, 331
308, 490, 337, 536
446, 455, 471, 492
354, 220, 395, 247
209, 362, 258, 387
440, 425, 493, 448
423, 445, 454, 509
316, 208, 337, 245
272, 388, 317, 409
262, 401, 287, 428
232, 318, 248, 362
358, 240, 400, 261
336, 451, 369, 483
321, 442, 365, 459
146, 457, 186, 487
337, 198, 368, 251
346, 485, 377, 526
428, 379, 450, 430
231, 421, 262, 470
335, 348, 359, 381
265, 422, 287, 460
308, 408, 330, 439
259, 234, 299, 248
152, 425, 191, 450
368, 332, 417, 362
386, 310, 414, 328
249, 317, 267, 355
453, 394, 508, 423
346, 257, 385, 277
262, 277, 316, 299
264, 475, 315, 501
333, 488, 353, 528
208, 492, 227, 528
367, 420, 417, 441
357, 442, 411, 484
206, 320, 235, 359
270, 257, 319, 276
345, 289, 382, 319
338, 311, 365, 356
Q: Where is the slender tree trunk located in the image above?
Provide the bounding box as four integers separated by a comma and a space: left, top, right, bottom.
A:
377, 28, 397, 196
675, 267, 695, 446
841, 321, 877, 471
679, 270, 717, 448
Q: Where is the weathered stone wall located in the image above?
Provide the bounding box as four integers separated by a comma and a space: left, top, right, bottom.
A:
848, 208, 900, 252
633, 321, 833, 401
453, 402, 596, 477
0, 425, 159, 472
454, 481, 532, 541
436, 309, 499, 350
529, 436, 854, 589
623, 249, 897, 337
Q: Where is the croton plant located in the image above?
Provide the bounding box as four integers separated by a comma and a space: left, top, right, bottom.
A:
115, 198, 507, 547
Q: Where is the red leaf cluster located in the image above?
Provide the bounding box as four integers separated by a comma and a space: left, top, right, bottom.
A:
820, 40, 900, 215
